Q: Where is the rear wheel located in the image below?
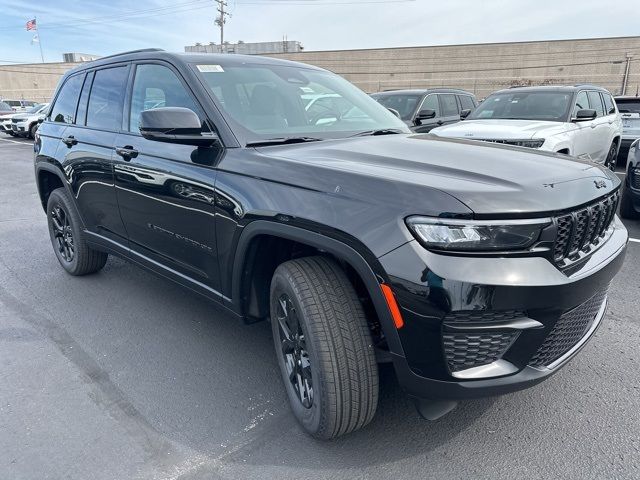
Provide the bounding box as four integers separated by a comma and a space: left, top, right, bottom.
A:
270, 256, 379, 439
604, 142, 618, 171
47, 188, 108, 275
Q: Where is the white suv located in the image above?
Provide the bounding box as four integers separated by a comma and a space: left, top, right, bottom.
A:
6, 103, 49, 138
431, 85, 622, 170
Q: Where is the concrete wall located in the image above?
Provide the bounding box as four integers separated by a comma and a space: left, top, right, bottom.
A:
0, 62, 76, 103
269, 36, 640, 98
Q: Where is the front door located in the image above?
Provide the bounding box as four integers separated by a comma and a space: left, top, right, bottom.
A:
412, 94, 441, 133
114, 62, 221, 293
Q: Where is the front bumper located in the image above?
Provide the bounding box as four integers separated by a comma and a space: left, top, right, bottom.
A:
378, 216, 627, 401
0, 121, 12, 132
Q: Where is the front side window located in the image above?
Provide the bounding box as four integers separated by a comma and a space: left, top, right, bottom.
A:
419, 94, 440, 116
86, 66, 128, 130
574, 91, 589, 117
372, 93, 422, 121
195, 62, 408, 144
50, 74, 84, 124
587, 91, 604, 117
470, 91, 572, 122
129, 64, 200, 133
440, 94, 459, 116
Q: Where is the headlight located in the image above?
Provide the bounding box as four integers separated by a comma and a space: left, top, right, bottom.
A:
514, 139, 545, 148
406, 216, 551, 251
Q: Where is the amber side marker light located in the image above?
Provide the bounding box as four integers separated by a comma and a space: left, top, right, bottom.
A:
380, 283, 404, 329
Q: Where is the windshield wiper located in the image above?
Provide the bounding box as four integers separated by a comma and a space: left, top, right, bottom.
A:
349, 128, 406, 137
246, 136, 323, 147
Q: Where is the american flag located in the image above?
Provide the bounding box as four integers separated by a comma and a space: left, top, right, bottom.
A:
26, 19, 36, 31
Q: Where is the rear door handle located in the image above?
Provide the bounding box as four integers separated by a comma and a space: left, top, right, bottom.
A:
61, 135, 78, 147
115, 145, 139, 161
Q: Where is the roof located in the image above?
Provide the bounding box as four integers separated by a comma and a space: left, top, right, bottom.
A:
65, 48, 326, 76
494, 84, 611, 94
614, 95, 640, 100
371, 88, 474, 96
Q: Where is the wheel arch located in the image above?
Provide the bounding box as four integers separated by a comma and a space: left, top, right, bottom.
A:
36, 164, 66, 212
230, 220, 405, 356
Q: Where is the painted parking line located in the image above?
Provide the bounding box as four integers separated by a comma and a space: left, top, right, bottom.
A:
0, 138, 32, 146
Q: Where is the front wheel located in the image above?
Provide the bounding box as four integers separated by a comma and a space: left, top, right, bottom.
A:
620, 181, 640, 219
270, 256, 379, 439
604, 142, 618, 171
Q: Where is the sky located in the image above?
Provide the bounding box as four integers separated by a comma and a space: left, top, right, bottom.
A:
0, 0, 638, 64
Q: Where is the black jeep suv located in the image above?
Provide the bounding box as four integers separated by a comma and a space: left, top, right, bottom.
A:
35, 49, 627, 439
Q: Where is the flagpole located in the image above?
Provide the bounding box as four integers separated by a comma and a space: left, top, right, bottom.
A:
35, 16, 44, 63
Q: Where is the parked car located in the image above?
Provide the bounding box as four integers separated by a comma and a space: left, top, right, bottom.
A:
1, 99, 37, 112
0, 101, 15, 132
620, 139, 640, 219
431, 85, 623, 170
10, 103, 49, 138
370, 89, 478, 132
35, 50, 627, 439
614, 96, 640, 166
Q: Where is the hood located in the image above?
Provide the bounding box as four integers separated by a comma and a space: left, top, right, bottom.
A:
431, 119, 566, 140
260, 134, 620, 218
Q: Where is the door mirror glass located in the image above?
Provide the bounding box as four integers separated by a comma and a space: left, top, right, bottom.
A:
460, 109, 471, 119
416, 109, 436, 120
139, 107, 218, 146
573, 109, 597, 122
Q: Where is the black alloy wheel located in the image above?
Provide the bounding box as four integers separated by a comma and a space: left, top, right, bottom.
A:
50, 205, 75, 263
605, 143, 618, 171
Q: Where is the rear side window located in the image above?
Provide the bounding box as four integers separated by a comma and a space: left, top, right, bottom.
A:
86, 66, 129, 130
440, 94, 459, 116
587, 91, 605, 117
602, 94, 616, 115
129, 64, 200, 133
50, 74, 84, 124
458, 95, 475, 111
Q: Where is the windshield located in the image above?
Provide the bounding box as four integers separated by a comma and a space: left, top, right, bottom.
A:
194, 62, 409, 144
616, 99, 640, 113
0, 102, 11, 112
468, 91, 572, 122
26, 104, 43, 114
371, 93, 421, 120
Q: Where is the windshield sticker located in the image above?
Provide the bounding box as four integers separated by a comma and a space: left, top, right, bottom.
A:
197, 64, 224, 73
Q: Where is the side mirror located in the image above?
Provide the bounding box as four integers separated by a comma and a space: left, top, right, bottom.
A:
460, 109, 471, 119
416, 109, 436, 120
139, 107, 218, 146
387, 107, 401, 118
572, 109, 597, 122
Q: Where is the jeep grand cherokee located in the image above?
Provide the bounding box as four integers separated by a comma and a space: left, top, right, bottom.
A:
34, 50, 628, 439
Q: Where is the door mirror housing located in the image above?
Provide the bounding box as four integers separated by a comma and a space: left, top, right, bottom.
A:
139, 107, 218, 146
460, 109, 472, 119
572, 109, 597, 122
416, 109, 436, 120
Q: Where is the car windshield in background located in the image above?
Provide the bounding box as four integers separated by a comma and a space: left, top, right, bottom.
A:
468, 91, 572, 121
0, 102, 11, 112
371, 93, 422, 120
616, 99, 640, 113
25, 104, 42, 114
194, 63, 409, 144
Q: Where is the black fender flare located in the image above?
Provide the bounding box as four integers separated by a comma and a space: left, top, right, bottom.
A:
229, 220, 405, 356
34, 163, 87, 229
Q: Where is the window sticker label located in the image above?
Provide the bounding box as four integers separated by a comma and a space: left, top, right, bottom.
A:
197, 64, 224, 73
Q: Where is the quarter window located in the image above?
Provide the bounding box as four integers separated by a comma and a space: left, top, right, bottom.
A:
587, 91, 605, 117
86, 66, 129, 130
50, 74, 84, 124
129, 64, 200, 133
440, 94, 459, 116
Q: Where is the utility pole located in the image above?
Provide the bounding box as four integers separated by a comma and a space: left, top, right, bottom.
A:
214, 0, 230, 53
622, 53, 633, 96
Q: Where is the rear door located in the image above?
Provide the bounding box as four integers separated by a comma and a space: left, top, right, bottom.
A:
57, 64, 130, 245
438, 93, 462, 127
113, 61, 221, 293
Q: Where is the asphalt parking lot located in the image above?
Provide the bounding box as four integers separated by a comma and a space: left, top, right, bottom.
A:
1, 135, 639, 480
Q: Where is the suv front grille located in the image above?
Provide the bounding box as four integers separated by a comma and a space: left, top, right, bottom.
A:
529, 289, 607, 368
632, 169, 640, 189
443, 331, 518, 372
552, 191, 619, 267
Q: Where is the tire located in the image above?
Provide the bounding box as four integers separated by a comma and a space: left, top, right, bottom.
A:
29, 123, 38, 139
7, 131, 15, 136
620, 180, 640, 219
605, 142, 618, 171
46, 188, 108, 275
270, 256, 379, 439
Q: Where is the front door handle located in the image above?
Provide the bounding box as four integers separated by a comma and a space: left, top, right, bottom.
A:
115, 145, 139, 161
61, 135, 78, 147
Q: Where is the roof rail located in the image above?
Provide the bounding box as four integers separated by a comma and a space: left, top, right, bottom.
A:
92, 48, 165, 62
